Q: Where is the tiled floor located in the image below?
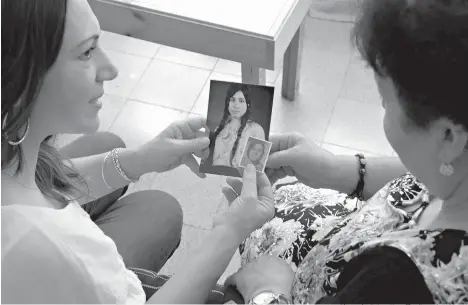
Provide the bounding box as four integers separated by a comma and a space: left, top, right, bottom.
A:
57, 16, 393, 282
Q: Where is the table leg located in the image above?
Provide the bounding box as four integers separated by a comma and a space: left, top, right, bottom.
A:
282, 25, 303, 101
241, 64, 266, 86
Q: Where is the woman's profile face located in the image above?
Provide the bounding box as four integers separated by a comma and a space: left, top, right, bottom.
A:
30, 0, 118, 136
228, 90, 248, 119
248, 143, 264, 163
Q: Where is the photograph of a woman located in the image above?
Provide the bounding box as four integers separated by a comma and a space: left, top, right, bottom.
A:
200, 81, 274, 177
239, 137, 272, 173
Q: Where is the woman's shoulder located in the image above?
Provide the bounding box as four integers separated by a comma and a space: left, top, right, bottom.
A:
2, 202, 89, 236
2, 212, 79, 266
2, 210, 93, 291
2, 204, 68, 248
244, 120, 265, 136
246, 120, 261, 128
1, 221, 109, 303
2, 203, 108, 259
1, 203, 145, 303
357, 229, 468, 303
367, 172, 427, 208
2, 203, 123, 267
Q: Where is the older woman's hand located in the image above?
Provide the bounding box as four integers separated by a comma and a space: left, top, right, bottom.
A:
266, 133, 336, 187
135, 116, 210, 178
225, 255, 295, 303
216, 164, 275, 241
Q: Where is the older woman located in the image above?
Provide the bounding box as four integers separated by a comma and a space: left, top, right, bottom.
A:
1, 0, 275, 303
224, 0, 468, 303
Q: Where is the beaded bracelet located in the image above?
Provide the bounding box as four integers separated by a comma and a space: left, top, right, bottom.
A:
348, 153, 366, 201
111, 148, 139, 183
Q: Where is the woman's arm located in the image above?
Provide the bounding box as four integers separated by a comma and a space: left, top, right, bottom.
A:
70, 117, 211, 203
70, 148, 145, 203
149, 165, 275, 304
326, 155, 407, 200
147, 225, 243, 304
267, 133, 407, 201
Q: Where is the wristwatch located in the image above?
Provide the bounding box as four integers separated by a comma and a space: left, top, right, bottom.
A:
248, 291, 291, 304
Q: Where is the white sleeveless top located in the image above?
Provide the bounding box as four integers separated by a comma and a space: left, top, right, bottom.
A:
1, 201, 146, 304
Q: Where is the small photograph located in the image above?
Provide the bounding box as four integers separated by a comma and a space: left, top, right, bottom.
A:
200, 80, 274, 177
238, 136, 273, 173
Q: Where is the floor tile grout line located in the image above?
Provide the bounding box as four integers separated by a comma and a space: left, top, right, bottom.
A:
212, 58, 220, 71
104, 97, 129, 132
109, 48, 278, 87
319, 51, 353, 143
183, 223, 211, 231
104, 35, 278, 78
108, 45, 217, 72
103, 45, 159, 60
113, 51, 213, 116
153, 44, 220, 69
186, 57, 222, 114
187, 58, 222, 115
187, 71, 212, 114
106, 52, 155, 132
107, 34, 321, 93
152, 44, 162, 59
127, 97, 193, 115
125, 57, 154, 103
151, 55, 217, 72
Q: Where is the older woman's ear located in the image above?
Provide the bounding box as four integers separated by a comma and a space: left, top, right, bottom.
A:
437, 119, 468, 166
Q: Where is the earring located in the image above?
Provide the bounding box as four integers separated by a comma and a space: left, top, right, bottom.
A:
440, 163, 454, 176
3, 119, 30, 146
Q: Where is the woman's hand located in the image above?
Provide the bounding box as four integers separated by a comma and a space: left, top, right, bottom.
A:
225, 255, 295, 302
135, 117, 210, 177
215, 164, 275, 241
265, 133, 336, 187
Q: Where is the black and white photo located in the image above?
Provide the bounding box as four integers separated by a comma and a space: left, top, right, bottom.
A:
200, 80, 274, 177
238, 136, 272, 173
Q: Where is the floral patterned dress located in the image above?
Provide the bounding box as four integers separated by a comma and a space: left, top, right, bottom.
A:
239, 173, 468, 304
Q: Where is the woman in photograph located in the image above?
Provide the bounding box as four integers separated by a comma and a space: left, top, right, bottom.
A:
242, 141, 267, 172
208, 84, 265, 168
